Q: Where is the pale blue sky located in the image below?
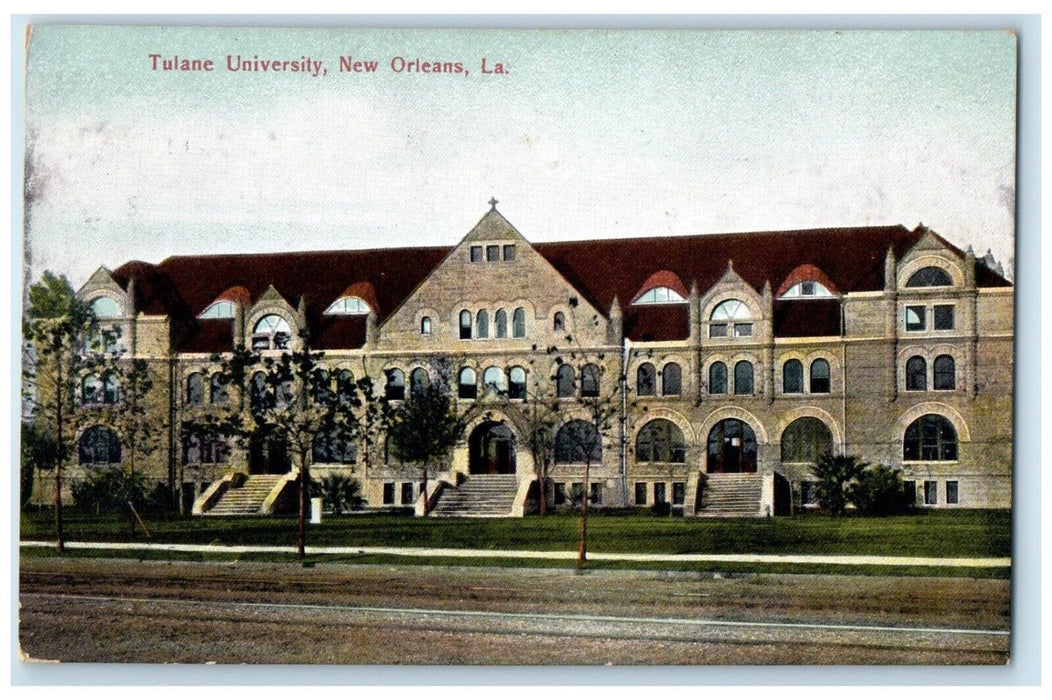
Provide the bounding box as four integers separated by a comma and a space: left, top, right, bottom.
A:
24, 27, 1017, 285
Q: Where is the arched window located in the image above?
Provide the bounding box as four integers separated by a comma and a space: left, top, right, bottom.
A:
311, 369, 332, 404
783, 359, 803, 394
459, 310, 472, 339
709, 362, 727, 395
636, 419, 686, 463
556, 364, 575, 398
809, 359, 831, 394
508, 366, 527, 400
79, 425, 121, 465
252, 315, 291, 350
250, 371, 269, 410
199, 300, 235, 319
634, 286, 687, 304
734, 361, 754, 395
275, 379, 294, 410
636, 363, 656, 396
385, 369, 405, 401
933, 355, 956, 390
495, 309, 508, 338
709, 299, 752, 338
336, 369, 355, 405
210, 373, 229, 404
410, 368, 430, 399
90, 296, 121, 318
707, 419, 757, 473
476, 309, 489, 339
458, 367, 477, 400
906, 266, 953, 287
781, 417, 833, 464
513, 308, 526, 338
554, 420, 602, 464
186, 372, 205, 406
313, 429, 356, 464
324, 296, 370, 315
662, 363, 682, 396
81, 375, 101, 404
906, 356, 927, 391
780, 281, 834, 299
553, 311, 566, 332
420, 316, 432, 335
904, 414, 959, 461
581, 363, 600, 397
483, 366, 507, 393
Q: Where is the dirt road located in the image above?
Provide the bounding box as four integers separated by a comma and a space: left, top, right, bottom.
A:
18, 558, 1010, 665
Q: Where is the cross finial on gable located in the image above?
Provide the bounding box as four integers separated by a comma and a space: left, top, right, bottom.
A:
488, 196, 499, 210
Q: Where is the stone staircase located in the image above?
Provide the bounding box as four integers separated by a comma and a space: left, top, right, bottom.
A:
204, 474, 286, 516
696, 473, 764, 517
429, 474, 520, 517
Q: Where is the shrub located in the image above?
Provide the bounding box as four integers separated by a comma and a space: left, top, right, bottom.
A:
650, 501, 672, 517
812, 453, 868, 515
847, 465, 912, 516
71, 468, 147, 515
319, 474, 363, 514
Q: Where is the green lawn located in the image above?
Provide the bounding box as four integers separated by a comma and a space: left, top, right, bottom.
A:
19, 509, 1011, 559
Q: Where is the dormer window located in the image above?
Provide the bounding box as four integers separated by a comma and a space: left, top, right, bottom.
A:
90, 297, 120, 318
781, 280, 834, 299
906, 266, 953, 288
252, 315, 291, 350
199, 301, 236, 319
709, 299, 752, 339
325, 296, 370, 315
634, 286, 687, 305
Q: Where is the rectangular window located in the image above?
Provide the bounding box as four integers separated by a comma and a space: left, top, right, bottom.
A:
905, 305, 926, 331
570, 482, 584, 505
502, 244, 516, 261
634, 481, 648, 505
470, 245, 483, 262
734, 323, 753, 337
672, 482, 685, 505
382, 482, 395, 505
553, 482, 567, 506
800, 481, 819, 506
903, 480, 917, 505
934, 305, 955, 330
590, 483, 603, 505
709, 323, 727, 338
400, 482, 414, 506
946, 480, 959, 505
924, 480, 938, 506
654, 482, 667, 504
486, 245, 500, 262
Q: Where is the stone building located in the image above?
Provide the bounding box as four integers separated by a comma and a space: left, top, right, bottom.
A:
63, 204, 1014, 516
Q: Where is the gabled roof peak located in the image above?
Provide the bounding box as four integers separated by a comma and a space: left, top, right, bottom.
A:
460, 207, 527, 243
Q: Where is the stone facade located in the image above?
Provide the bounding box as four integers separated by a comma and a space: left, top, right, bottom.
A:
49, 207, 1013, 514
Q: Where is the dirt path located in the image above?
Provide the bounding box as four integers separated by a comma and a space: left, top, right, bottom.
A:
18, 558, 1010, 665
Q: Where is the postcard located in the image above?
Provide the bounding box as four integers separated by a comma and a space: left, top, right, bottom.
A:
19, 24, 1015, 667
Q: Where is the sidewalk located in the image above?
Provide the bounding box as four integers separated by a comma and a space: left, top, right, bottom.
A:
19, 541, 1011, 568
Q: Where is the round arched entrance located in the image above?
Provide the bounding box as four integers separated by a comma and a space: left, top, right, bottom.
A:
706, 418, 758, 473
468, 421, 517, 474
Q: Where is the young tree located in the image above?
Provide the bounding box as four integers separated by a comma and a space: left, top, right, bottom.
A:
520, 392, 561, 515
386, 380, 469, 514
97, 358, 156, 483
22, 272, 104, 552
812, 452, 868, 515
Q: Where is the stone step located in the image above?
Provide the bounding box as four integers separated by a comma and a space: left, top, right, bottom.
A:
429, 475, 519, 518
204, 475, 286, 516
697, 473, 763, 517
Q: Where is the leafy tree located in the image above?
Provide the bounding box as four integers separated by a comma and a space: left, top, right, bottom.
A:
846, 464, 912, 516
546, 300, 625, 567
22, 271, 109, 552
386, 380, 469, 514
20, 420, 56, 510
185, 330, 362, 557
812, 452, 868, 515
520, 393, 561, 515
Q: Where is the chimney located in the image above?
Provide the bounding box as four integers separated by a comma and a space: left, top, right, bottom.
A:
884, 246, 896, 292
607, 295, 623, 345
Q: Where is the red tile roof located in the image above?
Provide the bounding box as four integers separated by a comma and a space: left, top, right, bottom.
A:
111, 222, 1010, 352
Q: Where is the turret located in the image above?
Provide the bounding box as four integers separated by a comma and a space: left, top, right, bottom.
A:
607, 295, 623, 345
